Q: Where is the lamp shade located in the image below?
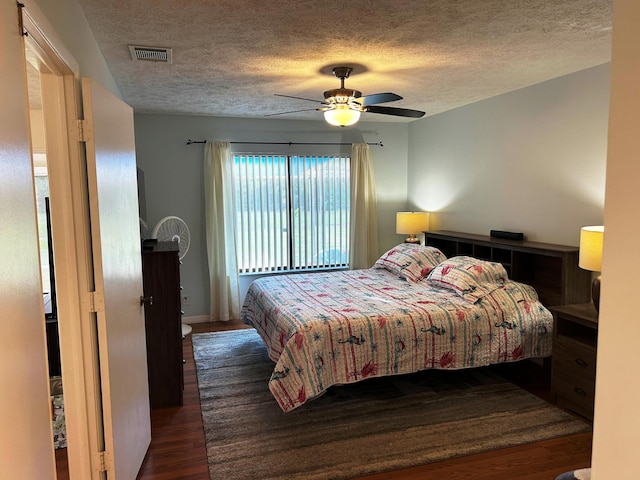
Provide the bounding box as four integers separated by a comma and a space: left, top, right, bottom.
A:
323, 105, 361, 127
579, 225, 604, 272
396, 212, 430, 235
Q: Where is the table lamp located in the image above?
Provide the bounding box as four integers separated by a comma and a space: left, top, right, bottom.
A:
578, 225, 604, 313
396, 212, 430, 244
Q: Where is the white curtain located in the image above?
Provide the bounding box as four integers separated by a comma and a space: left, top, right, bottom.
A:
349, 143, 379, 269
204, 141, 240, 321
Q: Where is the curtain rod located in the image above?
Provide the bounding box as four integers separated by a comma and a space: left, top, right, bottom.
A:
186, 139, 383, 147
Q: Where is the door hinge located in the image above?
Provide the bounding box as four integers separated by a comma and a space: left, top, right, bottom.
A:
83, 290, 105, 313
17, 2, 28, 36
95, 449, 112, 473
72, 119, 93, 143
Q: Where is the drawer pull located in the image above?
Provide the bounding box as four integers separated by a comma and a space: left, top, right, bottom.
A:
574, 358, 589, 368
574, 387, 587, 397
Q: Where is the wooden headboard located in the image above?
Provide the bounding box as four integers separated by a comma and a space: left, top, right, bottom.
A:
424, 231, 591, 307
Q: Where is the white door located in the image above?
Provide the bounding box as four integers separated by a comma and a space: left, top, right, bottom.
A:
0, 2, 57, 478
82, 76, 151, 478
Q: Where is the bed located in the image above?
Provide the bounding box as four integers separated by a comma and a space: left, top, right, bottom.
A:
241, 243, 553, 412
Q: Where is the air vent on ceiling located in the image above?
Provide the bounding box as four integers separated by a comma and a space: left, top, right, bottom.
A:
128, 45, 172, 63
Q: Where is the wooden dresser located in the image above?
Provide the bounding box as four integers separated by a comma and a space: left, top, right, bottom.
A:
424, 230, 591, 306
141, 241, 184, 408
549, 303, 598, 420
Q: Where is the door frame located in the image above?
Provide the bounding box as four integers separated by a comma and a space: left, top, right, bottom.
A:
22, 4, 105, 478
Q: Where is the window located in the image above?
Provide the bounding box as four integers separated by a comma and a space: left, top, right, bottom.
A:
233, 154, 350, 273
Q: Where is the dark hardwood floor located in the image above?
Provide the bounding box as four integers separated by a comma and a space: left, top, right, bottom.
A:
59, 319, 593, 479
135, 320, 249, 480
135, 320, 592, 480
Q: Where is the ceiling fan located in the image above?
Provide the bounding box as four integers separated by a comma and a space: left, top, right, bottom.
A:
268, 66, 426, 127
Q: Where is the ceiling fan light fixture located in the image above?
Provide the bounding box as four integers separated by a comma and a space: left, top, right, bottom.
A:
323, 104, 361, 127
271, 65, 425, 121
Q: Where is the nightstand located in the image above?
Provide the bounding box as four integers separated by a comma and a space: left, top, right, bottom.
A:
550, 303, 598, 421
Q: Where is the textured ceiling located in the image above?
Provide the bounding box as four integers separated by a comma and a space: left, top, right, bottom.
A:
76, 0, 613, 122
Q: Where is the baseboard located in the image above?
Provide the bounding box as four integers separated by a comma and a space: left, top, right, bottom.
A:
183, 315, 210, 324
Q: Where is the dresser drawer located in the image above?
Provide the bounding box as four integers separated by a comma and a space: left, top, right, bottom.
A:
552, 337, 597, 420
553, 337, 597, 378
553, 374, 595, 420
550, 304, 598, 421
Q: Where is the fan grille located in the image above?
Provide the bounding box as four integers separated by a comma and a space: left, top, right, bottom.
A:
152, 216, 190, 259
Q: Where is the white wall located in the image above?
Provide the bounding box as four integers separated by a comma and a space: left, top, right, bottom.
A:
407, 64, 610, 246
591, 0, 640, 477
31, 0, 121, 97
1, 1, 55, 477
133, 114, 410, 318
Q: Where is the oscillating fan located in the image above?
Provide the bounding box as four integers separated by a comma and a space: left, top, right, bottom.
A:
152, 216, 190, 260
152, 216, 192, 336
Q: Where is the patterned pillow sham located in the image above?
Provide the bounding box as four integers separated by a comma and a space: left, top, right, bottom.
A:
426, 256, 508, 302
373, 243, 447, 282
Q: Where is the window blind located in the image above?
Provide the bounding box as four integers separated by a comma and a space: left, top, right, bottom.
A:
233, 154, 350, 273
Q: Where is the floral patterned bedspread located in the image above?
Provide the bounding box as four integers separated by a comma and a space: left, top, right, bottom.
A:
241, 268, 553, 412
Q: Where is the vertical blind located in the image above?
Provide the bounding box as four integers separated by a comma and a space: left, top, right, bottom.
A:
233, 154, 350, 273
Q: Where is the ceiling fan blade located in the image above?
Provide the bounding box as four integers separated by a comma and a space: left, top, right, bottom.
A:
274, 93, 327, 104
359, 92, 402, 106
365, 105, 426, 118
264, 107, 322, 117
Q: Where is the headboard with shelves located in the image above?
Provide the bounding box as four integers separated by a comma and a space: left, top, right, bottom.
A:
424, 230, 591, 307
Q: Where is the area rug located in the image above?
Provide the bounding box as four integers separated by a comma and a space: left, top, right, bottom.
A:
193, 329, 591, 480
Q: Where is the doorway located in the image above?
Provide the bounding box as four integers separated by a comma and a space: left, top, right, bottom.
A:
20, 5, 152, 478
24, 46, 67, 474
3, 2, 150, 477
24, 28, 77, 479
21, 12, 106, 478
